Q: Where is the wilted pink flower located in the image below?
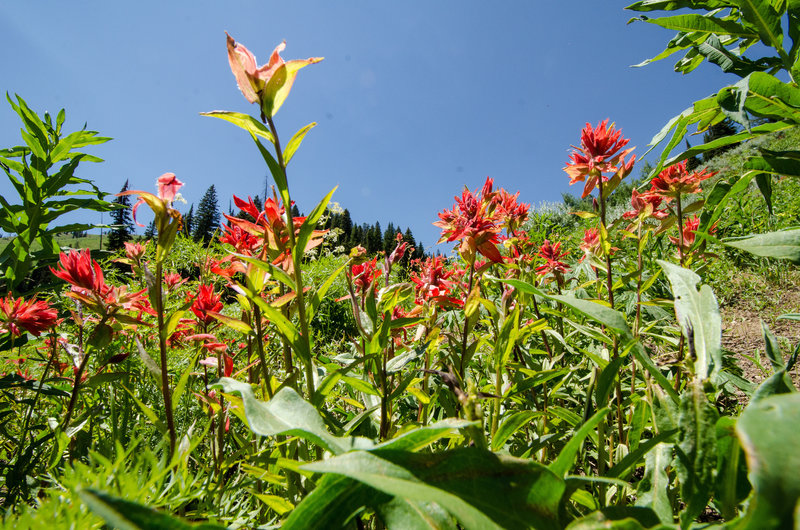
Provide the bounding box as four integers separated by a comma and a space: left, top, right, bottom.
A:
226, 33, 323, 116
124, 241, 147, 261
120, 173, 184, 227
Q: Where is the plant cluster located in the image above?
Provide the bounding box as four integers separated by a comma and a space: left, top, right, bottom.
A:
3, 3, 800, 528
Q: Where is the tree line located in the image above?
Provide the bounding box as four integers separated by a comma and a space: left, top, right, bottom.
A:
107, 184, 426, 261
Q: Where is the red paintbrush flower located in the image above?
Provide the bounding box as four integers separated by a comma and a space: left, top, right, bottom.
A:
648, 161, 716, 200
564, 119, 635, 198
51, 249, 106, 293
536, 240, 570, 277
191, 285, 224, 326
622, 189, 669, 220
434, 177, 503, 264
410, 256, 462, 307
0, 295, 57, 337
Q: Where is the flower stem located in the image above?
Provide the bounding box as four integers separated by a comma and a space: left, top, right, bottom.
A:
154, 260, 177, 455
459, 260, 476, 380
266, 116, 315, 402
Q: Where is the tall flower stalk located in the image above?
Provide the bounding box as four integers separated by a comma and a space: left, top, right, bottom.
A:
206, 34, 326, 403
120, 173, 186, 453
565, 119, 635, 456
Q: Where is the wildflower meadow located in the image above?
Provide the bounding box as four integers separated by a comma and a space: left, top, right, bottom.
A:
3, 2, 800, 529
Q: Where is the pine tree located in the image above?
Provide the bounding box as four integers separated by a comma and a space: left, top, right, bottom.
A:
183, 204, 194, 236
107, 180, 134, 251
341, 209, 353, 239
702, 118, 739, 162
193, 185, 220, 244
144, 221, 156, 240
383, 222, 396, 253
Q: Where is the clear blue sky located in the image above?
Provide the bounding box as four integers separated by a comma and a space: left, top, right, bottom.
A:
0, 1, 732, 251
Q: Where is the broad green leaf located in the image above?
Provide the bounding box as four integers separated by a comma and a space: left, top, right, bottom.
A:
305, 448, 564, 530
212, 377, 372, 454
253, 493, 294, 516
737, 393, 800, 528
635, 443, 673, 524
642, 14, 758, 38
376, 496, 458, 530
737, 0, 784, 53
724, 228, 800, 264
658, 261, 722, 381
626, 1, 736, 12
375, 418, 475, 451
283, 474, 386, 529
714, 416, 750, 520
304, 451, 501, 529
566, 510, 675, 529
206, 311, 252, 335
199, 110, 274, 143
674, 380, 719, 528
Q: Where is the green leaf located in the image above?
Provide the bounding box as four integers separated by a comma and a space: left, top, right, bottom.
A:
550, 407, 611, 478
283, 474, 384, 529
737, 393, 800, 528
643, 13, 758, 38
658, 261, 722, 381
674, 380, 719, 528
295, 186, 337, 263
304, 448, 564, 530
714, 416, 750, 520
626, 0, 735, 12
211, 377, 371, 454
635, 443, 674, 524
491, 410, 538, 451
78, 488, 225, 529
283, 122, 317, 165
376, 496, 458, 530
376, 418, 476, 451
199, 111, 274, 143
737, 0, 784, 53
724, 228, 800, 264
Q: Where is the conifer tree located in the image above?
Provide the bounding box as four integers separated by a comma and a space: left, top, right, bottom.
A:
182, 204, 194, 237
341, 208, 353, 239
144, 221, 156, 240
193, 185, 220, 244
107, 180, 134, 251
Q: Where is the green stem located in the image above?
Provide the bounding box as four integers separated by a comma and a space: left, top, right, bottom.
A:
154, 261, 177, 455
266, 116, 315, 402
459, 261, 476, 380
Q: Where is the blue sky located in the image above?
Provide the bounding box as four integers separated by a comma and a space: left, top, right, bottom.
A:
0, 1, 733, 251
